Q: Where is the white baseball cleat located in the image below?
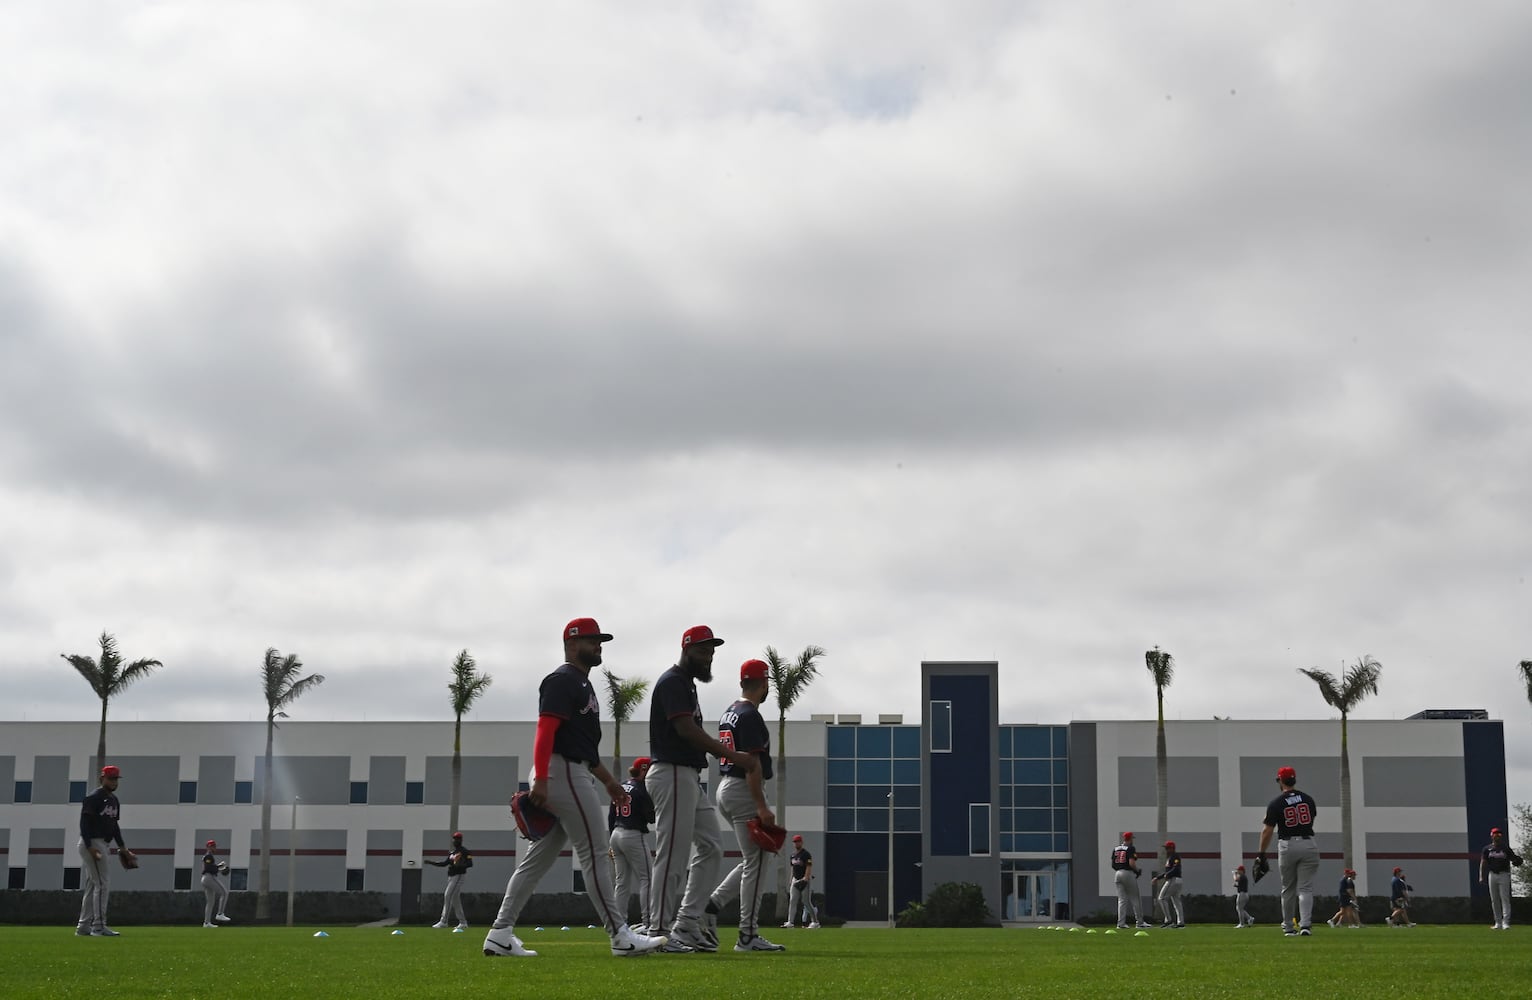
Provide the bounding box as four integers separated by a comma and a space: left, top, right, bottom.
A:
611, 925, 667, 957
432, 921, 449, 929
203, 922, 218, 928
808, 921, 821, 929
215, 914, 231, 923
482, 927, 537, 957
734, 934, 787, 952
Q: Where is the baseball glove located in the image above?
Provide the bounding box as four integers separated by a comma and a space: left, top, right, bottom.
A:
1252, 855, 1270, 883
118, 849, 139, 870
746, 818, 788, 854
509, 791, 558, 842
217, 861, 230, 874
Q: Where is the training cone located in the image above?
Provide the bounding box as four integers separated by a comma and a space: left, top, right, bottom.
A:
1069, 926, 1081, 932
534, 926, 544, 931
560, 925, 570, 931
313, 931, 329, 938
1104, 929, 1117, 935
391, 929, 404, 936
1135, 930, 1150, 937
452, 927, 464, 934
1086, 928, 1097, 934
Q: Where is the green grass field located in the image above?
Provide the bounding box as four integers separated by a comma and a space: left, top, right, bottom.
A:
2, 923, 1528, 999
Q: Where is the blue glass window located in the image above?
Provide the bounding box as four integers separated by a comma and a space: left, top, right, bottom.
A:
1012, 727, 1053, 758
999, 785, 1013, 808
894, 808, 922, 832
234, 781, 253, 804
892, 785, 920, 808
827, 759, 856, 785
827, 785, 856, 808
405, 781, 424, 805
892, 759, 921, 785
69, 781, 87, 803
1052, 727, 1069, 756
827, 726, 856, 759
857, 726, 891, 757
997, 726, 1012, 757
180, 781, 198, 804
1013, 785, 1051, 808
346, 869, 365, 892
827, 808, 855, 831
1053, 809, 1069, 832
1054, 833, 1071, 853
999, 759, 1012, 784
856, 808, 889, 833
857, 785, 893, 808
1017, 833, 1052, 852
892, 726, 920, 758
350, 781, 368, 804
1052, 759, 1069, 784
1053, 786, 1070, 808
969, 804, 991, 856
1013, 760, 1051, 784
15, 781, 32, 803
1015, 808, 1052, 831
856, 759, 890, 784
1000, 833, 1015, 853
930, 701, 952, 752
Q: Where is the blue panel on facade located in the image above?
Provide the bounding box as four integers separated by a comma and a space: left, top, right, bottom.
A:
69, 782, 86, 803
1014, 760, 1051, 784
893, 759, 920, 785
929, 673, 992, 857
828, 808, 855, 831
1017, 833, 1051, 852
856, 809, 888, 833
1054, 833, 1070, 853
1053, 727, 1069, 756
828, 785, 855, 808
234, 781, 253, 804
1052, 760, 1069, 783
828, 760, 855, 784
998, 727, 1012, 757
1463, 721, 1509, 898
1053, 809, 1069, 831
1000, 786, 1013, 808
893, 726, 920, 758
1013, 727, 1052, 757
1015, 785, 1050, 807
857, 759, 891, 784
1016, 808, 1051, 831
999, 760, 1012, 784
893, 785, 920, 807
857, 726, 891, 757
894, 809, 921, 832
827, 727, 856, 759
858, 786, 893, 808
1053, 786, 1070, 807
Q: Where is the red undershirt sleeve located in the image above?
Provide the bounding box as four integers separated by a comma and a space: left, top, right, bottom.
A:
533, 713, 561, 779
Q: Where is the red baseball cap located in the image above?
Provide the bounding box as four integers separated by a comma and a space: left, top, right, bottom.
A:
206, 839, 217, 847
1344, 868, 1356, 876
1393, 866, 1403, 874
1163, 840, 1175, 849
100, 765, 121, 779
682, 625, 724, 648
1121, 832, 1133, 840
1491, 827, 1502, 836
1276, 766, 1296, 782
1235, 865, 1245, 871
452, 832, 463, 840
631, 757, 652, 774
792, 835, 803, 842
565, 617, 613, 642
740, 659, 768, 682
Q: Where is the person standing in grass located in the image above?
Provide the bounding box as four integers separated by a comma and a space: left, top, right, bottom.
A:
1232, 865, 1254, 927
1480, 826, 1523, 930
1388, 867, 1415, 927
200, 839, 232, 927
426, 832, 473, 929
1109, 832, 1149, 929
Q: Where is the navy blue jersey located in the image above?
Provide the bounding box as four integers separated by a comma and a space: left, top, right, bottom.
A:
790, 847, 812, 880
1482, 842, 1523, 873
1234, 872, 1249, 893
611, 778, 655, 833
1111, 844, 1138, 870
202, 851, 219, 876
1163, 852, 1182, 879
1339, 875, 1356, 905
1263, 789, 1317, 839
445, 846, 473, 876
541, 663, 602, 766
718, 698, 773, 780
649, 665, 707, 768
79, 788, 124, 847
1390, 875, 1412, 902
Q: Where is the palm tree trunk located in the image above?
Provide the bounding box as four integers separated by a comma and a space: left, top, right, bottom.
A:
450, 714, 463, 835
1339, 713, 1352, 872
1155, 688, 1168, 864
97, 696, 109, 770
257, 718, 274, 920
611, 718, 622, 778
775, 714, 789, 921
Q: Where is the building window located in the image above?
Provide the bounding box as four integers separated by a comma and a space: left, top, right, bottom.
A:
175, 868, 192, 891
63, 867, 81, 891
234, 781, 254, 804
14, 781, 31, 803
180, 781, 198, 804
930, 701, 952, 753
69, 781, 87, 803
347, 869, 365, 892
9, 867, 26, 890
405, 781, 424, 804
350, 781, 368, 804
231, 869, 249, 891
970, 803, 992, 856
572, 869, 585, 894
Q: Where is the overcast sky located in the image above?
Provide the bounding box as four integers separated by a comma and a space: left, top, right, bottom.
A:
3, 3, 1528, 811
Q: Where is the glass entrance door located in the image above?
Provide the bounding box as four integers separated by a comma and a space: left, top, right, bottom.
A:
1008, 872, 1055, 921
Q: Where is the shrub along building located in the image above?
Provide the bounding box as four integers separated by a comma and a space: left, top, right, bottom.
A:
0, 663, 1509, 923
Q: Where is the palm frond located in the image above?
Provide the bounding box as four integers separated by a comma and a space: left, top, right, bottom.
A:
602, 669, 649, 723
63, 654, 107, 696
1299, 667, 1343, 710
1145, 646, 1174, 690
773, 644, 825, 716
1339, 655, 1382, 707
262, 648, 324, 722
448, 649, 493, 717
1520, 660, 1532, 703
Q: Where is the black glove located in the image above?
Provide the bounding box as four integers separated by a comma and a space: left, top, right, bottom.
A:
1252, 854, 1271, 883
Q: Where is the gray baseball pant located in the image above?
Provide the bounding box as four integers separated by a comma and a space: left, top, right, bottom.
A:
646, 761, 723, 935
489, 756, 627, 936
201, 874, 229, 923
710, 775, 768, 940
1113, 869, 1142, 927
1277, 836, 1320, 929
1157, 877, 1184, 925
1235, 890, 1251, 925
439, 872, 466, 926
1489, 871, 1513, 927
788, 878, 814, 924
76, 838, 113, 933
609, 827, 651, 928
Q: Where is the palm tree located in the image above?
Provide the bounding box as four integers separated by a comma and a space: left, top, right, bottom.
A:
1519, 660, 1532, 706
601, 669, 650, 776
447, 649, 493, 834
1299, 655, 1382, 872
256, 648, 324, 921
766, 643, 825, 922
61, 631, 163, 768
1145, 646, 1174, 866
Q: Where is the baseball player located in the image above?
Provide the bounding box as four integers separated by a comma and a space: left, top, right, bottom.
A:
1328, 868, 1359, 928
1232, 865, 1254, 927
1157, 840, 1185, 928
200, 839, 232, 927
1480, 826, 1524, 930
76, 764, 131, 937
704, 659, 786, 952
646, 625, 758, 953
1257, 765, 1319, 936
1388, 867, 1415, 927
481, 618, 668, 959
1109, 832, 1150, 929
426, 832, 473, 929
784, 835, 818, 928
609, 758, 656, 933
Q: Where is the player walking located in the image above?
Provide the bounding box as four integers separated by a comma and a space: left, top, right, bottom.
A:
200, 839, 232, 927
705, 659, 786, 952
76, 764, 132, 937
1256, 765, 1319, 936
1326, 868, 1359, 928
481, 618, 667, 959
609, 758, 656, 933
646, 625, 758, 953
1388, 867, 1415, 927
1157, 841, 1185, 928
427, 832, 473, 929
784, 835, 818, 928
1109, 832, 1150, 929
1480, 826, 1524, 930
1232, 865, 1253, 927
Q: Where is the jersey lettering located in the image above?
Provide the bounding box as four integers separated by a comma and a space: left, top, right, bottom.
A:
1283, 802, 1313, 827
718, 729, 735, 752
